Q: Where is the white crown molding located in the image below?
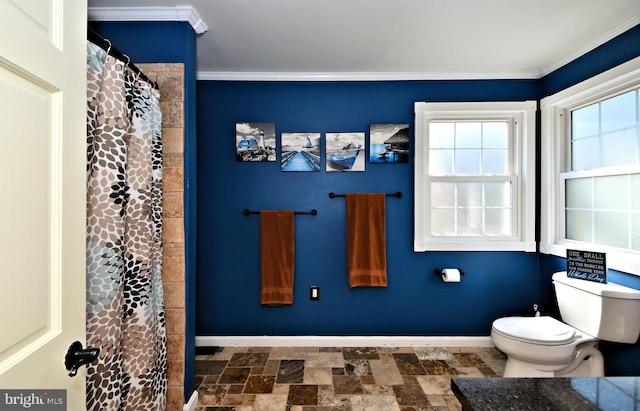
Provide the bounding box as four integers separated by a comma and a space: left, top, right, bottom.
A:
196, 70, 541, 82
540, 12, 640, 77
196, 335, 494, 348
88, 6, 208, 35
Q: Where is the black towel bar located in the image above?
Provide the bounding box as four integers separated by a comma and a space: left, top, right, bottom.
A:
329, 192, 402, 199
243, 209, 318, 216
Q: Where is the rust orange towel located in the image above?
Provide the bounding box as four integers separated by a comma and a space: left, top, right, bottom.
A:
260, 211, 295, 305
346, 193, 388, 287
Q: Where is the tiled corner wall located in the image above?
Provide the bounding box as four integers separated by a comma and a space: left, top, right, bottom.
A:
138, 63, 186, 411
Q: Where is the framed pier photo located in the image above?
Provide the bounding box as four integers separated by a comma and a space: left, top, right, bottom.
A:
281, 133, 321, 172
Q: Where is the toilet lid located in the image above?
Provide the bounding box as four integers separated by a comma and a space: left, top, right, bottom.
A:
492, 316, 576, 345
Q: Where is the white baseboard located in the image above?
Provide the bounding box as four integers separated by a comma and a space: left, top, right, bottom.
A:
196, 335, 494, 348
183, 391, 198, 411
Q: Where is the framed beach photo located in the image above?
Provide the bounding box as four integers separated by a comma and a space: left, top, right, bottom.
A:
369, 124, 409, 164
326, 132, 365, 172
281, 133, 321, 172
235, 122, 276, 162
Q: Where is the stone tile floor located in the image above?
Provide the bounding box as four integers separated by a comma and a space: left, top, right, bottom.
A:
195, 346, 506, 410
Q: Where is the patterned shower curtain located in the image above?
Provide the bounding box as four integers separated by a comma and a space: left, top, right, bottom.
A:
85, 42, 167, 410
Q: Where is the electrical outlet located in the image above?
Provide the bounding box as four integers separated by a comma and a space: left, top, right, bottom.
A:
310, 286, 319, 301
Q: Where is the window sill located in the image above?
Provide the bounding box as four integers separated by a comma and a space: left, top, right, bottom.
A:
540, 241, 640, 277
414, 240, 536, 252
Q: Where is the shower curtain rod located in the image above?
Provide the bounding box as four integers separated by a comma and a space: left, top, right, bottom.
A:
88, 28, 158, 90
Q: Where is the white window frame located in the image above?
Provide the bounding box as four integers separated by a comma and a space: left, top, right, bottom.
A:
414, 101, 537, 252
541, 56, 640, 276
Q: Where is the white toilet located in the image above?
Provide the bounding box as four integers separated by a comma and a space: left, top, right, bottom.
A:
491, 271, 640, 378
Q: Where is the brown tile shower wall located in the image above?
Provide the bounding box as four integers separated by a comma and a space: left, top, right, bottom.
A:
138, 63, 186, 411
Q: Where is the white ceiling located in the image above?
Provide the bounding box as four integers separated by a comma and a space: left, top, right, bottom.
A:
87, 0, 640, 80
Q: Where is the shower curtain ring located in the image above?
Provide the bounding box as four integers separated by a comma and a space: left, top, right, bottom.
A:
105, 39, 112, 55
123, 54, 131, 68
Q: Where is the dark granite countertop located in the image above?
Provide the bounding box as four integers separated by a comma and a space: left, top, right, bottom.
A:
452, 377, 640, 411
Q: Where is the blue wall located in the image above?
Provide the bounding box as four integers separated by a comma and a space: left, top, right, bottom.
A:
540, 24, 640, 97
89, 21, 199, 401
196, 79, 541, 337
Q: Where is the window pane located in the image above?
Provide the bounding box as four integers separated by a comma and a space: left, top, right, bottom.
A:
601, 128, 639, 167
572, 104, 599, 140
572, 137, 601, 170
431, 181, 513, 237
457, 209, 482, 235
571, 88, 640, 171
595, 211, 628, 248
485, 182, 511, 207
566, 174, 638, 251
483, 122, 508, 148
601, 90, 636, 134
431, 120, 512, 176
429, 149, 453, 175
431, 209, 455, 235
632, 213, 640, 251
566, 210, 593, 242
456, 122, 481, 148
458, 183, 482, 207
430, 123, 454, 148
485, 209, 511, 236
454, 149, 480, 174
594, 175, 627, 210
566, 178, 592, 209
632, 174, 640, 211
482, 149, 507, 175
431, 182, 455, 207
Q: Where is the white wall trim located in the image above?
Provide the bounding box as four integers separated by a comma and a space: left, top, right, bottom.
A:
183, 391, 198, 411
196, 70, 540, 82
196, 335, 494, 348
88, 6, 208, 35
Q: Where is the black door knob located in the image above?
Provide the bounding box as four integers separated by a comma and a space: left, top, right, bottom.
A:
65, 341, 100, 377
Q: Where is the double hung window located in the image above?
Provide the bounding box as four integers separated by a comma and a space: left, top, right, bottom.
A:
414, 101, 536, 251
541, 57, 640, 274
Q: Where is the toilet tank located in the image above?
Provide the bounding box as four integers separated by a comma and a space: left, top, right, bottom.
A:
552, 271, 640, 344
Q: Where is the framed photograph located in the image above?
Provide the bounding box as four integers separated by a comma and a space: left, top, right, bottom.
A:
369, 124, 409, 164
235, 122, 276, 162
281, 133, 321, 172
326, 132, 365, 172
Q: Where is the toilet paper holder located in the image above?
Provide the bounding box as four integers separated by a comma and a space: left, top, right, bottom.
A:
434, 268, 465, 277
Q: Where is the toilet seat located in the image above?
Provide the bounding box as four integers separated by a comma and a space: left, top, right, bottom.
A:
492, 316, 579, 346
491, 315, 598, 371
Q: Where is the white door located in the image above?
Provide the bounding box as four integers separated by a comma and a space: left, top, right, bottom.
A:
0, 0, 88, 410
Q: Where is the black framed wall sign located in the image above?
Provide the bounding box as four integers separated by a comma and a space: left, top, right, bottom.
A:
567, 249, 607, 283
